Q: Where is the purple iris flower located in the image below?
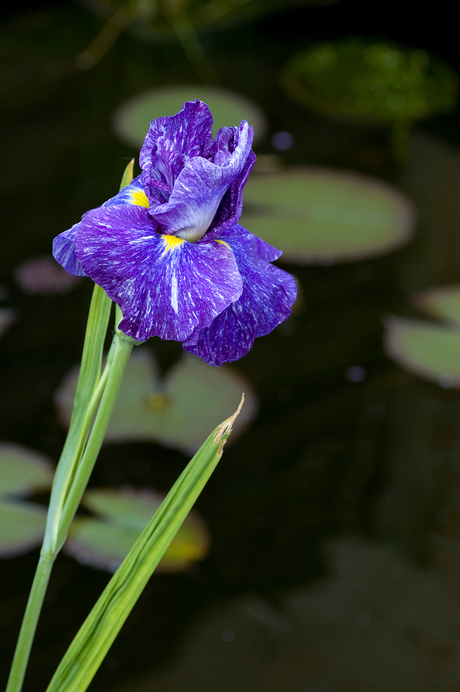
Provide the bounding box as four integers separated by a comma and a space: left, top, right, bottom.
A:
53, 100, 296, 366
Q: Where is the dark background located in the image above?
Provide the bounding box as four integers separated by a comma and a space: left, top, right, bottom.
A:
2, 1, 460, 691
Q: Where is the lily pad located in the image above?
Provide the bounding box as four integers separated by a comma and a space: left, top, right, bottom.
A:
55, 349, 256, 453
412, 285, 460, 326
284, 38, 458, 125
384, 315, 460, 388
0, 443, 54, 497
65, 487, 210, 573
0, 500, 47, 557
240, 168, 415, 264
112, 85, 267, 149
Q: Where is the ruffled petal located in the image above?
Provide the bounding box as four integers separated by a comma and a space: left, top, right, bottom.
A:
183, 225, 297, 366
206, 126, 256, 237
140, 100, 214, 205
74, 205, 243, 342
52, 224, 86, 276
148, 121, 254, 242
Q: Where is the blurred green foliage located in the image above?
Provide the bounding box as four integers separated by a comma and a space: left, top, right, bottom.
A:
284, 38, 459, 159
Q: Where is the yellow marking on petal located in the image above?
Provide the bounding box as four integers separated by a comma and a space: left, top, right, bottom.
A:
130, 189, 149, 208
162, 234, 185, 255
215, 239, 230, 250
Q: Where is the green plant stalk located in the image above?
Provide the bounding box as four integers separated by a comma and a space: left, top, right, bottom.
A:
6, 323, 134, 692
5, 555, 53, 692
5, 286, 112, 692
55, 324, 135, 549
44, 283, 112, 555
46, 397, 244, 692
6, 162, 135, 692
44, 156, 134, 555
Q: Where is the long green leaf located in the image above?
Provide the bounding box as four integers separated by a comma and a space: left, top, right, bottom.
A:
46, 396, 244, 692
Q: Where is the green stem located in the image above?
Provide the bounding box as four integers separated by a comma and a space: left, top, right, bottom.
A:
44, 283, 112, 554
6, 556, 54, 692
6, 164, 134, 692
56, 328, 134, 548
6, 312, 134, 692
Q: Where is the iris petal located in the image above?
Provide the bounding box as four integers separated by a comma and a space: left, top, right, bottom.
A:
183, 225, 297, 366
140, 100, 214, 205
52, 224, 86, 277
75, 205, 243, 342
103, 176, 148, 208
205, 126, 256, 237
52, 100, 296, 366
149, 121, 254, 241
52, 177, 151, 276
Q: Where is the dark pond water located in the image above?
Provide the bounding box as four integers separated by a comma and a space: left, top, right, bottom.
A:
2, 2, 460, 691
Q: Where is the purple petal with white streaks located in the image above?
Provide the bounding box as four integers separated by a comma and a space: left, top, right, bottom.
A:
205, 126, 256, 238
103, 175, 148, 207
148, 120, 254, 241
52, 99, 296, 366
183, 225, 297, 366
140, 101, 214, 207
74, 205, 243, 342
52, 224, 86, 277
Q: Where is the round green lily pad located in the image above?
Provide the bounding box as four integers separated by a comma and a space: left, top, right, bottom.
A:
65, 487, 210, 573
284, 38, 458, 125
56, 349, 257, 454
0, 443, 54, 497
412, 285, 460, 326
240, 168, 415, 264
111, 85, 267, 149
0, 500, 47, 558
384, 315, 460, 388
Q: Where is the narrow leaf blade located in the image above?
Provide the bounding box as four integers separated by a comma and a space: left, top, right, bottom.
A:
46, 398, 243, 692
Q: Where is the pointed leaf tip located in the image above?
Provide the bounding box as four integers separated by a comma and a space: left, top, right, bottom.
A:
119, 159, 135, 191
213, 393, 244, 449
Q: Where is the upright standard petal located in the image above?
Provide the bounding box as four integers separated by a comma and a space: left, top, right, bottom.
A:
183, 225, 297, 366
140, 100, 214, 204
74, 205, 243, 342
206, 126, 256, 237
149, 121, 254, 241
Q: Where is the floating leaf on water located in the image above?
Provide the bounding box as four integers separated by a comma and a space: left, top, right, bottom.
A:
0, 500, 47, 558
0, 443, 54, 497
65, 487, 210, 573
384, 315, 460, 388
412, 285, 460, 327
284, 38, 458, 125
14, 255, 82, 295
240, 168, 415, 264
139, 353, 257, 452
112, 85, 267, 149
55, 349, 256, 453
0, 308, 17, 338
